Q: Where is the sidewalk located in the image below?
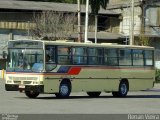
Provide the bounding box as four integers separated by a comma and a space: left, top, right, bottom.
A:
154, 83, 160, 89
0, 78, 4, 81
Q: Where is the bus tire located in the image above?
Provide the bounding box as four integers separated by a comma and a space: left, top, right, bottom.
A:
25, 91, 39, 98
112, 80, 129, 97
112, 92, 119, 97
55, 80, 71, 98
87, 92, 101, 97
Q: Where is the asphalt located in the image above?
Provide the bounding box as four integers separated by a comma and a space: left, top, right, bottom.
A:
1, 79, 160, 120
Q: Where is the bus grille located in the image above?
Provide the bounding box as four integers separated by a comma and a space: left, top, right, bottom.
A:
14, 81, 21, 84
13, 81, 32, 84
11, 77, 38, 81
23, 81, 32, 84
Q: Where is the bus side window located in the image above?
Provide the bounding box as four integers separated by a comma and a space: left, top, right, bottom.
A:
133, 50, 144, 66
104, 49, 108, 65
104, 49, 118, 66
119, 49, 132, 66
58, 46, 71, 64
46, 54, 50, 62
144, 50, 154, 66
72, 47, 87, 64
45, 46, 55, 63
88, 48, 96, 64
88, 48, 103, 65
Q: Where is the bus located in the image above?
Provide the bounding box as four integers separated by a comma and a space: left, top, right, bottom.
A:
5, 39, 155, 98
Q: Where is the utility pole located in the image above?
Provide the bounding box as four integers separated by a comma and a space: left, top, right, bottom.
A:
130, 0, 134, 45
77, 0, 81, 42
95, 15, 98, 43
84, 0, 89, 43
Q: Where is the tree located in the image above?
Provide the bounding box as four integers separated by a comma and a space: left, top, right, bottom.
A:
31, 11, 76, 40
138, 0, 150, 46
89, 0, 109, 15
87, 0, 109, 43
21, 0, 109, 42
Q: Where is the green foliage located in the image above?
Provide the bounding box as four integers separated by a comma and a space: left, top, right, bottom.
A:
89, 0, 109, 14
139, 34, 151, 46
155, 69, 160, 83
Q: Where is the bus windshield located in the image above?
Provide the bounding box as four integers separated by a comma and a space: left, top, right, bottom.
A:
7, 48, 44, 72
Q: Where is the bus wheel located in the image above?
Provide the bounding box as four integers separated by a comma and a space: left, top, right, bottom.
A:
56, 81, 71, 98
25, 91, 39, 98
112, 92, 119, 97
112, 81, 129, 97
87, 92, 101, 97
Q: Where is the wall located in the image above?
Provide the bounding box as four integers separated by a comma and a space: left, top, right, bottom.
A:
145, 6, 160, 36
119, 6, 142, 36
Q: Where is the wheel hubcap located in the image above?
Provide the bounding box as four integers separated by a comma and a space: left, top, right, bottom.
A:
60, 84, 69, 95
121, 83, 127, 95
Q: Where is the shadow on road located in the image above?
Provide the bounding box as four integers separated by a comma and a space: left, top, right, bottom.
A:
126, 95, 160, 98
14, 94, 160, 100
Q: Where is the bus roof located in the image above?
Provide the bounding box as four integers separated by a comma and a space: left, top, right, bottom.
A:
8, 39, 154, 50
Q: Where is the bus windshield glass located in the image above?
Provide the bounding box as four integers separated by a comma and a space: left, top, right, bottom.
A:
7, 48, 44, 72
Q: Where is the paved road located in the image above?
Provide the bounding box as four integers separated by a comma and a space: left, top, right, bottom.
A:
1, 79, 160, 116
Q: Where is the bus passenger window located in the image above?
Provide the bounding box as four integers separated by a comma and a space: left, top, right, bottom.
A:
58, 46, 71, 64
88, 48, 103, 65
45, 46, 55, 63
133, 50, 144, 66
45, 45, 56, 71
144, 50, 154, 66
72, 47, 87, 64
119, 49, 132, 66
46, 54, 51, 62
104, 49, 118, 66
88, 48, 97, 64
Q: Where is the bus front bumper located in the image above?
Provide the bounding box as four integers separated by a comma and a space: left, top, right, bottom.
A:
5, 84, 44, 93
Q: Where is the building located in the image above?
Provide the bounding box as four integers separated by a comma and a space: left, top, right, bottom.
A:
0, 0, 122, 43
0, 0, 160, 69
107, 0, 160, 61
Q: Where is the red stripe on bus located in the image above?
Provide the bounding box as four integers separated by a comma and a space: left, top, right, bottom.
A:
68, 67, 81, 75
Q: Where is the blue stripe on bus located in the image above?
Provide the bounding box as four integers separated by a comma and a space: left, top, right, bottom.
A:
57, 66, 71, 73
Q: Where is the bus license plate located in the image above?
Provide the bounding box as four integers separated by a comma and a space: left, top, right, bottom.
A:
19, 85, 25, 89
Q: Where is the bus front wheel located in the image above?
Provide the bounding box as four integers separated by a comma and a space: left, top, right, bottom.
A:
112, 81, 129, 97
25, 91, 39, 98
55, 81, 71, 98
87, 92, 101, 97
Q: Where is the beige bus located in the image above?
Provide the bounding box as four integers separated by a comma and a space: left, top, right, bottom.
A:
5, 39, 155, 98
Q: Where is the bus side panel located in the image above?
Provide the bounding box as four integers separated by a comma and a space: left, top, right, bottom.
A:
129, 79, 154, 91
42, 67, 155, 93
71, 68, 120, 92
71, 67, 155, 92
71, 79, 120, 92
43, 77, 60, 93
127, 69, 155, 91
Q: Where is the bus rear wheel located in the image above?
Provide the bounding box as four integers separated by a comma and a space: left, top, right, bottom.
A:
112, 81, 129, 97
25, 91, 39, 98
55, 81, 71, 98
87, 92, 101, 97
